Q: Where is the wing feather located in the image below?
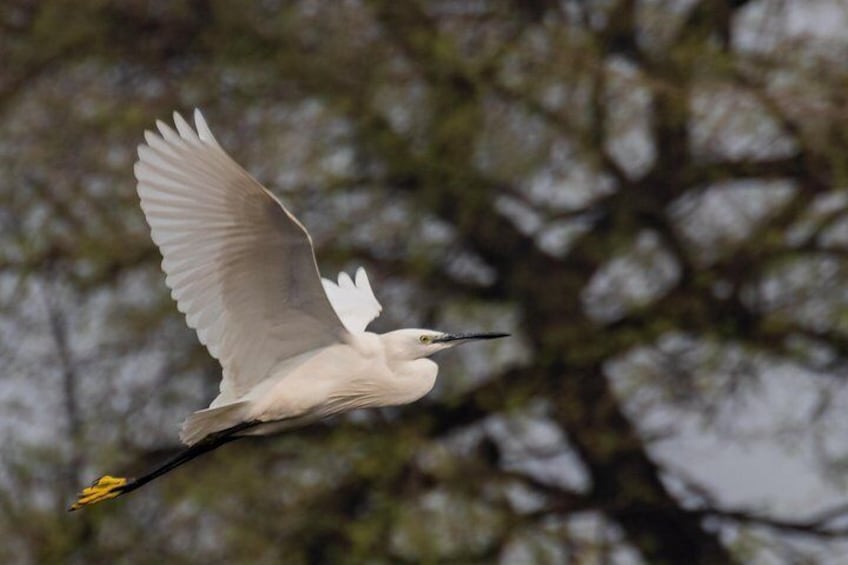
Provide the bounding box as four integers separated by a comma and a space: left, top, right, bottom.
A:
135, 109, 348, 402
322, 267, 383, 333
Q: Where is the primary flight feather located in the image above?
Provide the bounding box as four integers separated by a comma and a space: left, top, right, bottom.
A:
70, 110, 507, 511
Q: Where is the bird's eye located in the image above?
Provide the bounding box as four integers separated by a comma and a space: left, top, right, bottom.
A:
419, 335, 432, 344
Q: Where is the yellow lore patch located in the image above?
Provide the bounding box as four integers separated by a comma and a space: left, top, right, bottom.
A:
68, 475, 128, 511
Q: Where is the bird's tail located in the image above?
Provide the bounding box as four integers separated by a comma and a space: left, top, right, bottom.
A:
180, 401, 251, 446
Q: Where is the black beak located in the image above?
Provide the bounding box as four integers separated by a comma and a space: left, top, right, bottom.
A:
433, 332, 510, 344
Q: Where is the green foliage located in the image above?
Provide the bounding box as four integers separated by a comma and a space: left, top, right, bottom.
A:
3, 1, 848, 563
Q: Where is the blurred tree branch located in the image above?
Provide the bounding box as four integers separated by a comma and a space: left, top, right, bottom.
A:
3, 0, 848, 562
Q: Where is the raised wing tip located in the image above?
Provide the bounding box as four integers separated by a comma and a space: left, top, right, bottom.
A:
354, 267, 370, 289
155, 119, 181, 143
338, 272, 354, 288
145, 110, 218, 151
323, 268, 383, 332
172, 111, 199, 141
143, 130, 157, 145
193, 108, 217, 145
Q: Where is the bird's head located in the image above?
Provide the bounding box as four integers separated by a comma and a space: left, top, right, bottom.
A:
384, 328, 510, 360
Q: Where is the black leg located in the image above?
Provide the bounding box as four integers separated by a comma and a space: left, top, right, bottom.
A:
69, 420, 257, 511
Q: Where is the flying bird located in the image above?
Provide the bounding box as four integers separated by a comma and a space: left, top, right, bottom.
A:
70, 110, 508, 511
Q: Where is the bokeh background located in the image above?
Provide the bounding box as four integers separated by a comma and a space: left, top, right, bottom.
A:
3, 1, 848, 563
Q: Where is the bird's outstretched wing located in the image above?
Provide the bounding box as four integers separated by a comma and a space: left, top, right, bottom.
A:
135, 110, 348, 401
322, 267, 383, 333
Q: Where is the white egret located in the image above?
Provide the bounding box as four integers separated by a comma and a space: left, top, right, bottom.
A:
70, 110, 507, 511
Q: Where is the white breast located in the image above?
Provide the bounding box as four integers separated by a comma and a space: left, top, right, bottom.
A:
244, 337, 438, 423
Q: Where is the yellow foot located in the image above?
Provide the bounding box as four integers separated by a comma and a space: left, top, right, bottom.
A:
68, 475, 129, 511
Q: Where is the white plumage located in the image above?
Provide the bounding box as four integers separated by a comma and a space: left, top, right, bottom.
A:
133, 110, 507, 446
69, 110, 507, 511
135, 111, 351, 408
321, 267, 382, 333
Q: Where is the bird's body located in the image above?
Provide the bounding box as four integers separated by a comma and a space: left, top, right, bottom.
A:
250, 330, 439, 418
69, 110, 506, 511
184, 330, 439, 444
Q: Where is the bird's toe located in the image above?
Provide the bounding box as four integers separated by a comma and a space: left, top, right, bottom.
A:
68, 475, 129, 511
